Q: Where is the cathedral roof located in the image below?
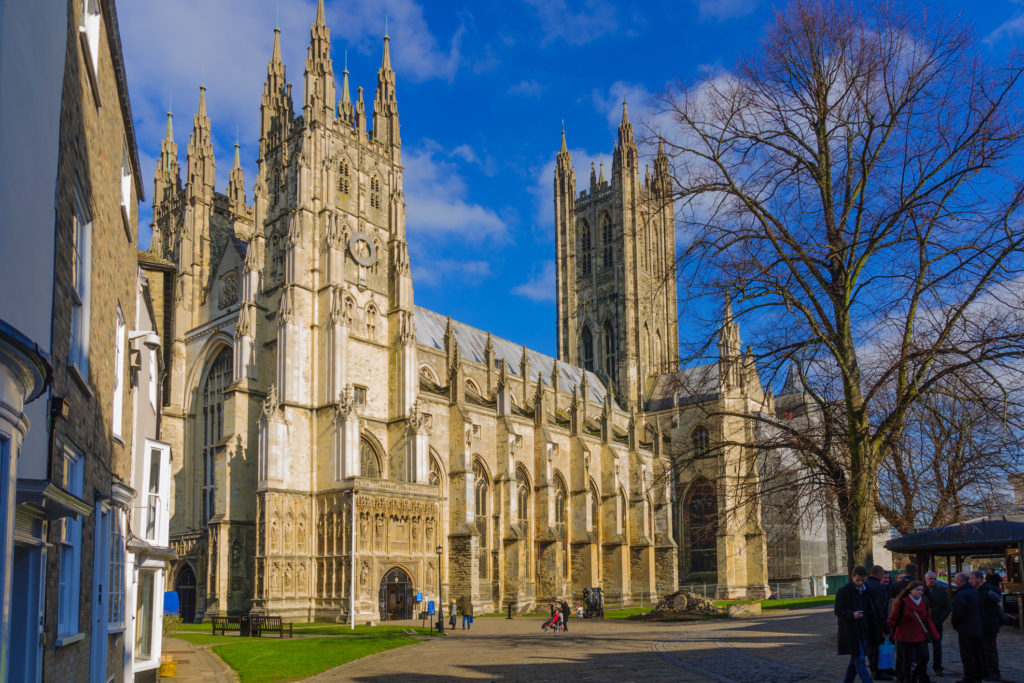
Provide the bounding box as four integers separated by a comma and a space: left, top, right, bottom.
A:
645, 364, 719, 412
413, 306, 610, 405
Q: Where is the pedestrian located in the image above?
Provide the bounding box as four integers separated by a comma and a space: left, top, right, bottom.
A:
890, 563, 919, 599
835, 565, 878, 683
449, 599, 457, 630
560, 598, 570, 633
978, 572, 1012, 682
951, 571, 985, 683
887, 579, 939, 682
463, 596, 474, 629
867, 566, 894, 680
924, 571, 951, 677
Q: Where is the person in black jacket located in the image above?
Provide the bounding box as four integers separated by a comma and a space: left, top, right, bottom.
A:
925, 571, 952, 676
835, 566, 878, 683
889, 562, 919, 599
952, 571, 985, 683
866, 565, 893, 680
979, 573, 1011, 682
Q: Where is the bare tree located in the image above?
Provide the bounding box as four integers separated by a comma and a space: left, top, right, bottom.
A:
876, 370, 1024, 534
657, 0, 1024, 568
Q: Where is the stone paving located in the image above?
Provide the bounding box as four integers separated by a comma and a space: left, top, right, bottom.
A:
306, 607, 1024, 682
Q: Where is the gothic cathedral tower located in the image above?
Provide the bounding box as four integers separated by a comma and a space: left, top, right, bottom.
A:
554, 104, 679, 409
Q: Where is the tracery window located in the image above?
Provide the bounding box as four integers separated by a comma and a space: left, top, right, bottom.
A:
601, 214, 613, 268
516, 469, 530, 525
360, 437, 381, 478
200, 348, 232, 525
370, 176, 382, 210
581, 326, 594, 372
338, 159, 350, 196
554, 478, 567, 527
692, 426, 710, 458
618, 489, 627, 535
687, 479, 718, 573
589, 481, 600, 534
474, 461, 489, 578
429, 456, 442, 487
579, 220, 592, 276
366, 305, 378, 340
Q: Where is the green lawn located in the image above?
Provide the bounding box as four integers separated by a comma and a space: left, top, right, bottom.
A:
209, 635, 417, 683
713, 595, 835, 610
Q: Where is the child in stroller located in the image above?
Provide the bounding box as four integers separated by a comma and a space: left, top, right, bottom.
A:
541, 603, 563, 632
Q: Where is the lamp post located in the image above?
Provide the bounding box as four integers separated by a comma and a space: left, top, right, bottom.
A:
436, 545, 444, 633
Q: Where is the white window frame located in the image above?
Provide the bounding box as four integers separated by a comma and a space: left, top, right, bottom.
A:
142, 440, 171, 544
70, 206, 92, 380
81, 0, 101, 74
112, 305, 125, 437
107, 506, 126, 630
120, 141, 132, 212
134, 569, 156, 661
57, 447, 84, 639
148, 346, 158, 410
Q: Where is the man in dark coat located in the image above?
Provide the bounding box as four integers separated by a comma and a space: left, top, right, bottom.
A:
835, 566, 877, 683
952, 571, 985, 683
560, 599, 570, 632
925, 571, 952, 676
866, 565, 893, 680
979, 573, 1011, 681
889, 562, 918, 599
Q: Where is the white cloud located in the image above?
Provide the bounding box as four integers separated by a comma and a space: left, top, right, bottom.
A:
404, 140, 509, 243
509, 79, 545, 97
696, 0, 759, 21
523, 0, 617, 46
512, 260, 556, 301
985, 14, 1024, 44
413, 258, 492, 287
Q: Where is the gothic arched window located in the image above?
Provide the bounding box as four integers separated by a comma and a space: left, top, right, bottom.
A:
365, 305, 378, 341
618, 489, 628, 535
516, 468, 530, 525
370, 176, 382, 210
200, 347, 232, 525
429, 455, 443, 488
589, 481, 600, 534
360, 437, 381, 478
581, 326, 594, 372
474, 461, 489, 578
579, 220, 592, 277
603, 322, 616, 381
601, 214, 613, 268
338, 159, 350, 196
692, 426, 711, 458
554, 477, 567, 527
687, 479, 718, 573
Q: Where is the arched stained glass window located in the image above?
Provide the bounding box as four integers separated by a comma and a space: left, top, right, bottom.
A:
200, 348, 232, 525
360, 438, 381, 478
687, 479, 718, 573
692, 426, 710, 458
581, 326, 594, 372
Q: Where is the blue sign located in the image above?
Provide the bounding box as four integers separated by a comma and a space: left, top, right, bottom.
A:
427, 601, 435, 615
416, 592, 423, 602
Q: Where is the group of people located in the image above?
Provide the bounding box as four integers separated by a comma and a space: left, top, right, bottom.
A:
837, 562, 1015, 683
448, 597, 475, 630
541, 599, 572, 632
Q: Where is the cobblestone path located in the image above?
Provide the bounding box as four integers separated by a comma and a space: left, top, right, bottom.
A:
306, 607, 1024, 682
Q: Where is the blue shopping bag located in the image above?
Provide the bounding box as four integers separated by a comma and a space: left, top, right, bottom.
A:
878, 638, 895, 670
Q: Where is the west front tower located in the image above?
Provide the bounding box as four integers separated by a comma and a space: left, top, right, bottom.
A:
554, 104, 679, 409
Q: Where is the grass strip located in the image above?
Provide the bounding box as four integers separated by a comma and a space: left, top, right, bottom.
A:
211, 635, 416, 683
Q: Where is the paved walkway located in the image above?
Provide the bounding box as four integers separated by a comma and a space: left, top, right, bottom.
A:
305, 608, 1024, 682
160, 636, 239, 682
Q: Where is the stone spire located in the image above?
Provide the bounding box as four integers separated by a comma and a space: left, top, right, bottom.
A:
154, 109, 180, 206
718, 294, 742, 389
227, 141, 246, 210
598, 160, 606, 185
373, 33, 400, 148
338, 50, 353, 125
355, 87, 366, 137
590, 162, 597, 189
303, 0, 335, 125
260, 26, 293, 151
185, 85, 215, 202
615, 98, 636, 170
653, 139, 671, 196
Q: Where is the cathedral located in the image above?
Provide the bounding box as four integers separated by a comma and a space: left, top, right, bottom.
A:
146, 1, 842, 623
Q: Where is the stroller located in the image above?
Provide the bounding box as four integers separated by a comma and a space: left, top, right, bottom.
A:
541, 608, 563, 632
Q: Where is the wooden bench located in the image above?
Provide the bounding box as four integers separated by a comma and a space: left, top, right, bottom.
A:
252, 615, 293, 638
210, 615, 241, 635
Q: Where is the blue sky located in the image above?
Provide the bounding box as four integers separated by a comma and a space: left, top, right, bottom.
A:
119, 0, 1024, 359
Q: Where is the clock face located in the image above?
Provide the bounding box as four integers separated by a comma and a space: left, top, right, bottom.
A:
347, 230, 377, 267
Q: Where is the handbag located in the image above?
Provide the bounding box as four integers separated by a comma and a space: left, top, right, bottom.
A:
878, 638, 895, 670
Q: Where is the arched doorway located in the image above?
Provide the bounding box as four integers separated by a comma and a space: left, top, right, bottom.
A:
378, 566, 413, 621
175, 564, 197, 623
686, 479, 718, 574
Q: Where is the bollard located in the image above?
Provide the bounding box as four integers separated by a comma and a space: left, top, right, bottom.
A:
507, 602, 513, 619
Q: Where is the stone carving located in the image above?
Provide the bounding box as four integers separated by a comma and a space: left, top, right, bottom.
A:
359, 562, 368, 589
262, 384, 279, 420
359, 513, 369, 550
234, 304, 250, 339
375, 514, 384, 551
426, 561, 434, 586
219, 269, 239, 309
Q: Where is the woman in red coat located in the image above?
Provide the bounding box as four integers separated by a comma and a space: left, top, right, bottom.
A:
887, 580, 941, 682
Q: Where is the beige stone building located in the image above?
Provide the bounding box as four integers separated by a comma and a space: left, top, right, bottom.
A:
148, 2, 853, 622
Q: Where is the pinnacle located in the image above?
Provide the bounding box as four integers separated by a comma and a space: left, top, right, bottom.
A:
197, 84, 207, 117
381, 33, 392, 71
657, 139, 666, 157
165, 110, 174, 140
314, 0, 325, 27
233, 142, 241, 169
560, 128, 567, 153
271, 25, 282, 64
621, 98, 630, 125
